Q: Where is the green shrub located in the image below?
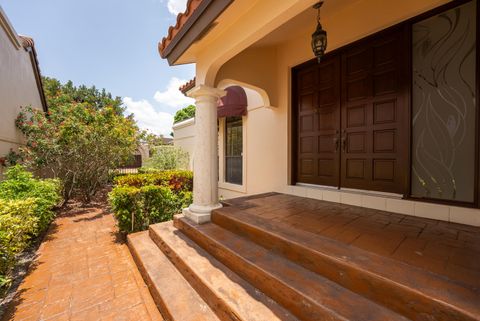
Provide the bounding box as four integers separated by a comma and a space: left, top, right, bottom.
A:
0, 165, 61, 291
174, 105, 195, 124
110, 170, 193, 233
137, 167, 162, 174
0, 165, 61, 233
109, 184, 191, 233
0, 198, 39, 287
113, 170, 193, 192
108, 186, 143, 232
142, 185, 178, 223
144, 146, 189, 170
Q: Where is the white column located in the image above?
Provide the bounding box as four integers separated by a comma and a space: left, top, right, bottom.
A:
183, 85, 225, 224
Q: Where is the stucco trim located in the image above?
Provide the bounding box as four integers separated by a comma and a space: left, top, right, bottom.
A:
173, 117, 195, 130
0, 6, 21, 49
217, 79, 272, 108
280, 184, 480, 227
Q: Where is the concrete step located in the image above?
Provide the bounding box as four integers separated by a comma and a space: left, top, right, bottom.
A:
175, 216, 408, 321
211, 207, 480, 321
149, 221, 297, 321
127, 231, 219, 321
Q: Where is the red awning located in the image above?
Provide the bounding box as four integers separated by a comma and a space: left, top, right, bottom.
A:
218, 86, 247, 118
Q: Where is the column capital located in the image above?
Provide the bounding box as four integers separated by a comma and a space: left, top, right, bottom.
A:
188, 84, 226, 99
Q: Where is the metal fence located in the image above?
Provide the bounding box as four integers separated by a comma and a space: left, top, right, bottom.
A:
115, 168, 139, 175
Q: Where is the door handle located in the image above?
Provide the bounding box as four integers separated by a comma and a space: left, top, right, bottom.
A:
333, 137, 339, 152
333, 130, 340, 153
341, 131, 347, 153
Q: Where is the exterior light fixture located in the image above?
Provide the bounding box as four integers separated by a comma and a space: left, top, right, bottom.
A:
311, 1, 327, 63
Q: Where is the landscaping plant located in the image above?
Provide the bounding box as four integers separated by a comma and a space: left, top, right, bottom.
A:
143, 146, 189, 171
0, 166, 60, 232
15, 77, 140, 202
109, 171, 193, 233
0, 165, 60, 290
173, 104, 195, 124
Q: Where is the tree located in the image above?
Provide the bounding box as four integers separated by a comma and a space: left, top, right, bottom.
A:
42, 77, 125, 115
15, 78, 140, 202
144, 146, 189, 170
143, 132, 166, 147
173, 105, 195, 124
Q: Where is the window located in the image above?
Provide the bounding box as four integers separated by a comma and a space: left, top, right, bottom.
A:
225, 116, 243, 185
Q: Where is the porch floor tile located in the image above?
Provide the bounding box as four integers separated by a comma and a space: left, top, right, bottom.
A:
2, 205, 163, 321
227, 193, 480, 289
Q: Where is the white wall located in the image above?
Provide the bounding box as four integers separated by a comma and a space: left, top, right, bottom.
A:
172, 118, 195, 170
0, 7, 44, 176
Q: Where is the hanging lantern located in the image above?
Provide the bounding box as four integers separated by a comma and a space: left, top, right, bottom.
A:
311, 1, 327, 63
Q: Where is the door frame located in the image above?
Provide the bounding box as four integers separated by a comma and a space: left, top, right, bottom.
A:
291, 0, 479, 208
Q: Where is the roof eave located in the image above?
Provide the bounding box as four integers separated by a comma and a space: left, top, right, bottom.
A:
159, 0, 233, 65
19, 36, 48, 113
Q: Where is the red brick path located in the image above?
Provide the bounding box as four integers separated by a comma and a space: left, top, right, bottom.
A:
3, 205, 163, 321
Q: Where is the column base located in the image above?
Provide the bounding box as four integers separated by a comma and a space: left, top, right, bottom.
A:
183, 203, 222, 224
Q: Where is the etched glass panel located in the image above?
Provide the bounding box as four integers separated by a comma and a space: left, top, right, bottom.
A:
411, 1, 476, 202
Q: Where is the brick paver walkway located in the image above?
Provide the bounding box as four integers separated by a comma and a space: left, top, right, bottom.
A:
2, 205, 163, 321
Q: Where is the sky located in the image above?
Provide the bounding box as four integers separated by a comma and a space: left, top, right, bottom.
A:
0, 0, 195, 137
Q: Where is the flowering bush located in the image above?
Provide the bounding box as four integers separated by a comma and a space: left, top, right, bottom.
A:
14, 77, 140, 202
0, 149, 22, 168
15, 103, 139, 202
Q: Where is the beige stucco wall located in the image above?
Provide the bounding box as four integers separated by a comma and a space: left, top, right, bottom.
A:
0, 9, 44, 176
172, 118, 195, 170
201, 0, 480, 226
212, 0, 453, 194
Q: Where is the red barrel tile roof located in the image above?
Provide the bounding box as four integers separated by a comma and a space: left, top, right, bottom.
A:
179, 77, 196, 95
158, 0, 203, 58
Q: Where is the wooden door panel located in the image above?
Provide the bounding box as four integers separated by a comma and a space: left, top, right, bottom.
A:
294, 26, 408, 194
373, 130, 395, 153
346, 105, 367, 128
341, 27, 408, 194
346, 159, 366, 179
373, 100, 396, 124
295, 56, 341, 186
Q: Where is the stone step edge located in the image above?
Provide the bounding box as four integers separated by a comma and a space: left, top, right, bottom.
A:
175, 216, 408, 321
211, 207, 480, 321
127, 231, 219, 321
148, 221, 297, 321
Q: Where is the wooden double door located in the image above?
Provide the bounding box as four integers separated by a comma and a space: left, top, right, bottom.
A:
294, 27, 409, 194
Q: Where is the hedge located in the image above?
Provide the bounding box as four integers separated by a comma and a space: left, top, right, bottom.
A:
109, 171, 193, 233
113, 170, 192, 192
0, 166, 60, 290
